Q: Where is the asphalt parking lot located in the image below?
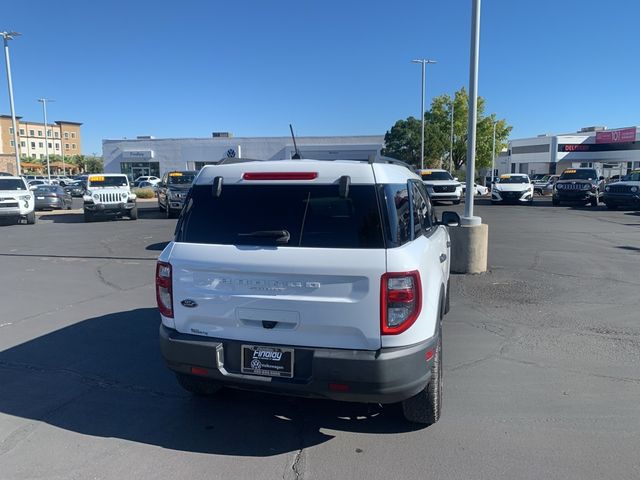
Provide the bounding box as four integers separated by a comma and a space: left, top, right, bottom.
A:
0, 197, 639, 480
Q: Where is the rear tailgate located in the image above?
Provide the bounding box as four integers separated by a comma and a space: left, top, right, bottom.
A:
169, 243, 385, 350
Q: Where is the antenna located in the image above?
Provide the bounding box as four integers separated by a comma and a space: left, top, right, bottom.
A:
289, 124, 301, 159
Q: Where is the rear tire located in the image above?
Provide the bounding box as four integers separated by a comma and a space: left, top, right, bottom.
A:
444, 279, 451, 315
402, 332, 442, 425
176, 373, 222, 396
590, 195, 598, 207
26, 211, 36, 225
552, 198, 560, 206
129, 207, 138, 220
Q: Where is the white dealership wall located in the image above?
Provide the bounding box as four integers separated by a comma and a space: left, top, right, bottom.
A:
505, 127, 640, 177
102, 135, 384, 177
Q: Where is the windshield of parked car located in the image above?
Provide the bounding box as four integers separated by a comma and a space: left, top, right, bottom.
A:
0, 179, 26, 190
498, 175, 529, 184
178, 184, 384, 248
87, 175, 128, 187
622, 172, 640, 182
167, 172, 197, 185
421, 171, 453, 181
560, 169, 597, 180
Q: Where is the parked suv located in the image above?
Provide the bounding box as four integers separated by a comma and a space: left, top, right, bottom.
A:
0, 176, 35, 224
83, 174, 138, 222
157, 170, 198, 218
552, 168, 605, 207
603, 170, 640, 209
157, 158, 459, 424
419, 169, 462, 204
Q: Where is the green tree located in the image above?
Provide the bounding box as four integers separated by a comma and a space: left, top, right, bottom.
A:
383, 87, 512, 173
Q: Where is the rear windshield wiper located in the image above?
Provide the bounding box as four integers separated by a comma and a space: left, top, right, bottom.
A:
238, 230, 291, 245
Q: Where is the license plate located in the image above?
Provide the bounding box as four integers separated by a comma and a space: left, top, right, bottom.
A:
241, 345, 294, 378
37, 196, 44, 200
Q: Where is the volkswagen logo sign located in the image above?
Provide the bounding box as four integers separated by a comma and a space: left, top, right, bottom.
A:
226, 148, 236, 158
180, 299, 198, 308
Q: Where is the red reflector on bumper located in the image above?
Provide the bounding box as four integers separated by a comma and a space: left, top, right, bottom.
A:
328, 383, 350, 392
425, 350, 434, 361
191, 367, 208, 376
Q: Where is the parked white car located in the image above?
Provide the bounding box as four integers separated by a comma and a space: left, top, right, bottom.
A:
134, 175, 161, 186
158, 157, 460, 425
491, 174, 534, 204
419, 169, 462, 204
83, 174, 138, 222
0, 176, 36, 224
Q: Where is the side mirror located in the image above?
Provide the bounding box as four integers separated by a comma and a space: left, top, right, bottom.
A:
440, 211, 460, 227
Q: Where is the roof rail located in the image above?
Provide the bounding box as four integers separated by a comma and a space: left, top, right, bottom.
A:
367, 153, 415, 171
215, 157, 268, 165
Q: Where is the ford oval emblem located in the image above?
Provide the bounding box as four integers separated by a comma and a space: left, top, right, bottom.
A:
180, 299, 198, 308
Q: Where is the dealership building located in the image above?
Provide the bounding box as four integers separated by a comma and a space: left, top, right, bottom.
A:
102, 134, 384, 180
504, 126, 640, 178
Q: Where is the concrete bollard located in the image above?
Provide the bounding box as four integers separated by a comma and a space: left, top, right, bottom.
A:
449, 223, 488, 274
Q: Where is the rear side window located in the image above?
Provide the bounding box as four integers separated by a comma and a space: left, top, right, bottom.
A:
178, 184, 384, 248
378, 184, 411, 248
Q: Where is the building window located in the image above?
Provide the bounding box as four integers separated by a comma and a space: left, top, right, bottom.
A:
29, 129, 34, 136
48, 142, 53, 149
38, 130, 43, 136
9, 127, 13, 134
39, 142, 43, 148
65, 143, 70, 149
20, 141, 25, 147
19, 128, 24, 135
55, 143, 60, 150
71, 132, 76, 139
10, 140, 14, 146
54, 131, 59, 138
31, 142, 35, 148
72, 144, 76, 149
47, 129, 52, 137
31, 154, 36, 159
64, 132, 69, 139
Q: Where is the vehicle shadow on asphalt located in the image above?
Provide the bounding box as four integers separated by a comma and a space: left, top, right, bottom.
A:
0, 308, 421, 456
37, 207, 170, 223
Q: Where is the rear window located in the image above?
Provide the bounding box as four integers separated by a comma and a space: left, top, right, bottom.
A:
177, 184, 384, 248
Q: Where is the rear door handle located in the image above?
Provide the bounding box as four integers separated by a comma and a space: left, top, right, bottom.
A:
440, 253, 447, 263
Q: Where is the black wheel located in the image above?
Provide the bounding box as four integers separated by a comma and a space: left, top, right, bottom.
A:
26, 211, 36, 225
606, 203, 617, 210
552, 198, 560, 206
66, 201, 72, 210
176, 373, 222, 396
129, 207, 138, 220
453, 200, 461, 205
158, 198, 163, 212
402, 331, 442, 425
83, 210, 93, 223
590, 195, 598, 207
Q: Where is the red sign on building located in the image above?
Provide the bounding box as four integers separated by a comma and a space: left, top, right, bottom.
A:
595, 127, 637, 144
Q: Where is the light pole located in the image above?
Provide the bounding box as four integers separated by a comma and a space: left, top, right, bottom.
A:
490, 119, 496, 186
449, 98, 455, 174
1, 31, 21, 176
462, 0, 481, 225
412, 59, 436, 170
38, 98, 55, 182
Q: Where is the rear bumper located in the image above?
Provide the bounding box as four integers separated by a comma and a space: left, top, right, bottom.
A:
159, 324, 436, 404
35, 198, 63, 209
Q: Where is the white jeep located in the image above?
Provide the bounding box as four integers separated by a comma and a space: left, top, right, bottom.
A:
157, 157, 459, 424
83, 174, 138, 222
0, 176, 36, 224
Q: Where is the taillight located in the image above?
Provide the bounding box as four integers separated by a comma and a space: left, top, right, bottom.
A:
381, 271, 422, 335
156, 262, 173, 318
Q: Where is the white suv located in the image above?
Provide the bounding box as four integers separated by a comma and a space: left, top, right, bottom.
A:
0, 176, 36, 224
157, 158, 459, 424
419, 169, 462, 204
83, 174, 138, 222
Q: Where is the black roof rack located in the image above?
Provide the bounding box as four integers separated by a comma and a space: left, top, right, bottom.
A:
367, 153, 415, 171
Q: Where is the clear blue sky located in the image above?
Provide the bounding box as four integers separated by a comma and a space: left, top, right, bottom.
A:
3, 0, 638, 155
